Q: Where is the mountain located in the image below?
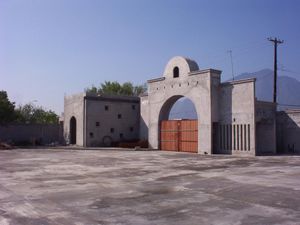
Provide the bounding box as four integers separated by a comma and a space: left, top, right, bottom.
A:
234, 69, 300, 109
169, 69, 300, 119
169, 98, 197, 119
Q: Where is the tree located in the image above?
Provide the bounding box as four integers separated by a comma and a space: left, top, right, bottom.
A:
85, 81, 147, 96
15, 103, 59, 124
0, 91, 16, 124
0, 90, 59, 124
84, 85, 98, 94
120, 82, 134, 96
133, 83, 147, 96
99, 81, 122, 95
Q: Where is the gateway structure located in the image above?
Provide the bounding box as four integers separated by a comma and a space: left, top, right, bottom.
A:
141, 56, 276, 156
64, 56, 300, 156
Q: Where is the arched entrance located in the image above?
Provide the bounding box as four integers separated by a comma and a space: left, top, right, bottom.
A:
70, 116, 77, 145
159, 96, 198, 153
145, 56, 220, 155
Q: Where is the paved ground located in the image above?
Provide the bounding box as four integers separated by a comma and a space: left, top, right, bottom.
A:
0, 148, 300, 225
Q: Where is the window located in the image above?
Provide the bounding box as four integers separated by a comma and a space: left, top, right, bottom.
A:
119, 133, 123, 138
105, 105, 109, 111
173, 67, 179, 78
118, 114, 122, 119
96, 122, 100, 127
110, 128, 114, 133
130, 127, 134, 132
247, 124, 250, 151
237, 125, 239, 150
89, 132, 94, 138
233, 125, 236, 150
244, 124, 247, 151
132, 105, 136, 110
240, 124, 243, 151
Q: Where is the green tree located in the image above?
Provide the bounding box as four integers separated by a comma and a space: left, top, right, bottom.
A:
84, 85, 98, 94
120, 82, 134, 96
0, 91, 16, 124
15, 103, 59, 124
99, 81, 122, 95
133, 83, 147, 96
85, 81, 147, 96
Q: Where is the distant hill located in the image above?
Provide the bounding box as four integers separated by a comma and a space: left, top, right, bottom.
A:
169, 69, 300, 119
234, 69, 300, 109
169, 98, 197, 119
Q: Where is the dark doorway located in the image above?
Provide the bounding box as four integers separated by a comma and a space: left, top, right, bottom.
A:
70, 116, 76, 144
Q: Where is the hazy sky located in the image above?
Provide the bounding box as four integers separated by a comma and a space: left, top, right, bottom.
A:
1, 0, 300, 114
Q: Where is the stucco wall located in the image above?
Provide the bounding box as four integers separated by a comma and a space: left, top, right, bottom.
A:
143, 56, 264, 156
140, 94, 149, 140
146, 56, 222, 154
277, 110, 300, 153
64, 93, 85, 146
85, 95, 140, 147
0, 124, 60, 145
255, 101, 276, 154
216, 79, 256, 156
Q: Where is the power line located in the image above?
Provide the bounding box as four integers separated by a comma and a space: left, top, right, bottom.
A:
278, 103, 300, 108
277, 60, 300, 76
278, 68, 300, 76
202, 41, 267, 66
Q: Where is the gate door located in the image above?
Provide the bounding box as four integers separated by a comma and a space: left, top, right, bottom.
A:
160, 120, 179, 151
160, 120, 198, 153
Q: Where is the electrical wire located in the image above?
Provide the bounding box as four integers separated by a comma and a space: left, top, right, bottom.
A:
278, 103, 300, 108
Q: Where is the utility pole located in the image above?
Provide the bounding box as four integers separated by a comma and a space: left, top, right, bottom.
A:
227, 50, 235, 80
268, 37, 284, 103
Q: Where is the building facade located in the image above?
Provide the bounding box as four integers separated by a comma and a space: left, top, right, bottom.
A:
140, 56, 277, 156
64, 93, 140, 147
64, 56, 300, 155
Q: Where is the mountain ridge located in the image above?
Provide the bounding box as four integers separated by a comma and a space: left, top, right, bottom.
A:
169, 69, 300, 119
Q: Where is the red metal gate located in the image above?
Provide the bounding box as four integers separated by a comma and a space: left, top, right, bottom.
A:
160, 120, 198, 153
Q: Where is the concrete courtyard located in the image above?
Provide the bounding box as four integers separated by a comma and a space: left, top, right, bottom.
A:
0, 148, 299, 225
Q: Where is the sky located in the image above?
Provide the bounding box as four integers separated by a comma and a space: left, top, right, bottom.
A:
1, 0, 300, 114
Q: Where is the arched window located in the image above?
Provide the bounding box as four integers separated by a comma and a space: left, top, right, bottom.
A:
173, 67, 179, 78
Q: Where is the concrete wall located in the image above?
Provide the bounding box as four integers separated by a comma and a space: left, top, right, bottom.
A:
0, 124, 60, 145
139, 94, 149, 140
216, 79, 256, 156
255, 101, 276, 154
146, 56, 221, 155
277, 110, 300, 153
85, 95, 140, 147
64, 93, 85, 146
143, 56, 262, 156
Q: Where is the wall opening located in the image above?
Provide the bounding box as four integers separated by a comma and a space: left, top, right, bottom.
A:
70, 116, 76, 144
168, 97, 197, 120
158, 96, 198, 153
173, 67, 179, 78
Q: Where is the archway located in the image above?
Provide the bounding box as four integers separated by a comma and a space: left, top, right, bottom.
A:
70, 116, 77, 145
146, 56, 219, 155
159, 95, 198, 153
